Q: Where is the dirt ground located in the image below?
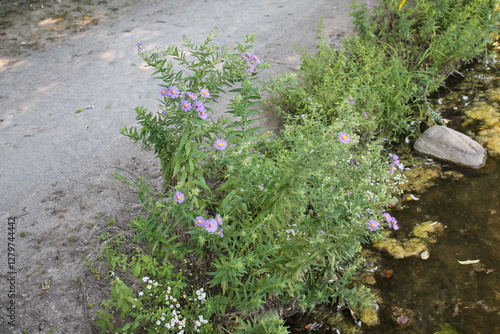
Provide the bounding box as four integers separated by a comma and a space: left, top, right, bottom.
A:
0, 0, 354, 333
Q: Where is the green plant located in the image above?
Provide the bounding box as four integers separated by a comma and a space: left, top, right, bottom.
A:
350, 0, 500, 126
122, 28, 266, 188
102, 28, 403, 333
97, 254, 213, 333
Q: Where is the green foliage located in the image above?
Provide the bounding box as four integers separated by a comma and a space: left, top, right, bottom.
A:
96, 254, 212, 333
277, 0, 499, 139
434, 323, 462, 334
122, 29, 266, 188
96, 0, 500, 328
99, 27, 403, 333
233, 313, 290, 334
356, 0, 499, 75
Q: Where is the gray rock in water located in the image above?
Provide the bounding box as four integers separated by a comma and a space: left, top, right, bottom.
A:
414, 125, 486, 169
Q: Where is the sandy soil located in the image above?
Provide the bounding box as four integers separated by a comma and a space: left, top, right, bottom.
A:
0, 0, 354, 332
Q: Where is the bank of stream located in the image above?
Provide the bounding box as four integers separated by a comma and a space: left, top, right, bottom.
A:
287, 56, 500, 333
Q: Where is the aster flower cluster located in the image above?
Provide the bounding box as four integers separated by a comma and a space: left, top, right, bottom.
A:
367, 212, 399, 231
195, 214, 224, 236
160, 86, 211, 120
241, 51, 261, 72
135, 276, 210, 333
383, 211, 399, 230
389, 153, 404, 174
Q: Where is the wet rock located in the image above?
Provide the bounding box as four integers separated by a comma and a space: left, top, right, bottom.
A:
414, 125, 487, 169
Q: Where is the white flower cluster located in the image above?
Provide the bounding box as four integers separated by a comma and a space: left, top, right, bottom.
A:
195, 288, 206, 301
194, 314, 209, 332
138, 278, 210, 333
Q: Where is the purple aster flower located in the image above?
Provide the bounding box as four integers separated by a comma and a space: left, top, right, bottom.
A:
241, 52, 261, 72
367, 220, 380, 231
338, 132, 350, 144
135, 42, 145, 51
174, 191, 184, 204
193, 100, 205, 112
348, 97, 355, 105
194, 216, 205, 226
215, 214, 223, 225
219, 228, 224, 237
166, 86, 180, 99
382, 212, 395, 223
198, 110, 208, 120
363, 111, 369, 118
390, 154, 401, 165
246, 52, 261, 64
180, 99, 192, 111
389, 220, 399, 230
159, 87, 169, 97
200, 88, 210, 98
214, 139, 227, 150
185, 91, 197, 100
259, 184, 265, 191
204, 218, 218, 233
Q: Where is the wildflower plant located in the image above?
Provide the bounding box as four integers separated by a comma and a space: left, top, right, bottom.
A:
122, 27, 267, 188
97, 255, 212, 333
105, 28, 403, 333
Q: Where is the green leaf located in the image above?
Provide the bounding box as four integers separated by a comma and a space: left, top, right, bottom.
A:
434, 323, 461, 334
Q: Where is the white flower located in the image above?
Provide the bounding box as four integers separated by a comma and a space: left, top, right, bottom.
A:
146, 285, 152, 290
142, 276, 149, 282
156, 320, 161, 325
138, 291, 144, 296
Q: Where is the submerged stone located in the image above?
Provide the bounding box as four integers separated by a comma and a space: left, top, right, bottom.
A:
414, 125, 487, 169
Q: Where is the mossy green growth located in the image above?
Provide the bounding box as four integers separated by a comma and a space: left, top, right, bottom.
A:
463, 101, 500, 156
359, 304, 379, 327
374, 221, 444, 259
